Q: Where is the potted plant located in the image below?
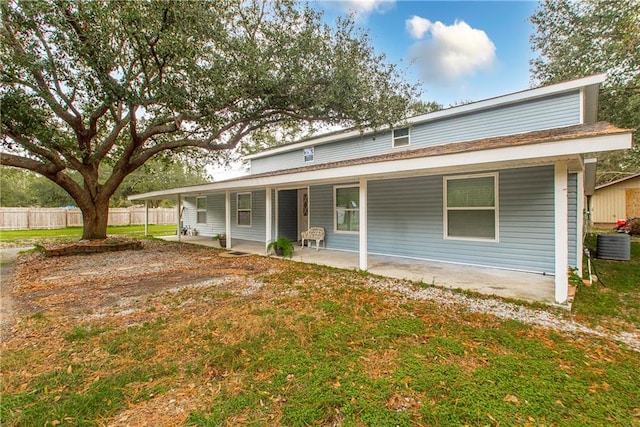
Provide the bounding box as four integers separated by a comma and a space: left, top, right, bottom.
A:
267, 237, 294, 258
213, 233, 227, 248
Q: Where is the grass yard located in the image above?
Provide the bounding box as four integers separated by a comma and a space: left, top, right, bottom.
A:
572, 235, 640, 329
1, 238, 639, 426
0, 224, 176, 246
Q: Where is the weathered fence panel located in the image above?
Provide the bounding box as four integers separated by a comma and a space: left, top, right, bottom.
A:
0, 207, 176, 230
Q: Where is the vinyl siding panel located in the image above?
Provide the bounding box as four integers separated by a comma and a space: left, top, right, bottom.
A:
251, 92, 581, 174
567, 174, 578, 269
367, 166, 556, 273
309, 183, 359, 251
182, 194, 225, 236
231, 190, 266, 242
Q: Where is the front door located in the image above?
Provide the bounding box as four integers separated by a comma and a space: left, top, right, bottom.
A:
298, 188, 309, 240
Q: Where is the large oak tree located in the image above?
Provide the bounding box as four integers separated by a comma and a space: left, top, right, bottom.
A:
0, 0, 418, 239
530, 0, 640, 184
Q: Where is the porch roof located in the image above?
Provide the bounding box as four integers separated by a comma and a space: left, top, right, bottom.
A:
129, 121, 632, 201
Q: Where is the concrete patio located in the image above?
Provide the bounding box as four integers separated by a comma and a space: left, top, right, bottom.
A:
160, 235, 557, 305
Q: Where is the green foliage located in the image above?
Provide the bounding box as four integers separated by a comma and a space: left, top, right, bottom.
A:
0, 0, 418, 238
267, 236, 294, 258
530, 0, 640, 184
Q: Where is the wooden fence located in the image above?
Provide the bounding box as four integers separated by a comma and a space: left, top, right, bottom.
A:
0, 207, 176, 230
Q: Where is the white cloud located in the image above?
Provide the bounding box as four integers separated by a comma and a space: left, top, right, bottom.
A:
406, 15, 432, 40
337, 0, 395, 20
407, 17, 497, 85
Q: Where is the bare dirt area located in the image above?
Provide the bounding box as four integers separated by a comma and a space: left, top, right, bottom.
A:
9, 240, 277, 321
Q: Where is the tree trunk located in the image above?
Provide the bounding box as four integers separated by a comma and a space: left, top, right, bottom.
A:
80, 199, 110, 240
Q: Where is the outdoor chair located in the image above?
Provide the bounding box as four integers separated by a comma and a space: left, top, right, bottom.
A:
301, 227, 325, 250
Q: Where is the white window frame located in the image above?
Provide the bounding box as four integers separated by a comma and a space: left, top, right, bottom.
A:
303, 147, 315, 163
334, 184, 360, 234
443, 173, 499, 242
237, 192, 252, 227
392, 127, 410, 148
196, 196, 207, 224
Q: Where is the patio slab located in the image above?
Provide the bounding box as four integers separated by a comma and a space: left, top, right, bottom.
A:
160, 235, 556, 305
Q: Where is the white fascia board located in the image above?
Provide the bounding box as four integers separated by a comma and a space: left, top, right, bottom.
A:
129, 131, 630, 201
245, 74, 607, 161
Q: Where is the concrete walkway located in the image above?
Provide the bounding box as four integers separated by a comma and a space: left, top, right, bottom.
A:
161, 235, 557, 305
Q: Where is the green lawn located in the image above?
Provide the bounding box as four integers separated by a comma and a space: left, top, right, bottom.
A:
572, 236, 640, 329
0, 224, 177, 245
1, 236, 639, 426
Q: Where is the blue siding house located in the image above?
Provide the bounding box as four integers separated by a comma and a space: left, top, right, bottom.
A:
131, 75, 633, 304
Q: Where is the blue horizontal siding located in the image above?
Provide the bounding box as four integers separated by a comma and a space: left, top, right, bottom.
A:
251, 91, 581, 174
568, 173, 578, 269
366, 166, 556, 273
310, 183, 359, 251
231, 190, 266, 242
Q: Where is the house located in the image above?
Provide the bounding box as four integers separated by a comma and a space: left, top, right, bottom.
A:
130, 74, 633, 305
591, 173, 640, 227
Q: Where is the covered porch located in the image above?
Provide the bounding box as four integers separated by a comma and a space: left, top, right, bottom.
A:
160, 235, 557, 306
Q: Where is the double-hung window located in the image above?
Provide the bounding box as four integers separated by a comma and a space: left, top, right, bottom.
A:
237, 192, 252, 226
196, 197, 207, 224
303, 147, 314, 162
335, 185, 359, 233
393, 127, 410, 147
444, 174, 498, 241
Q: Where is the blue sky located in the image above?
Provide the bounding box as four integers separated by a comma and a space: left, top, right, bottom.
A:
316, 0, 539, 106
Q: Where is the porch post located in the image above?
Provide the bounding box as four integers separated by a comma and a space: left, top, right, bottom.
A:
576, 170, 585, 276
359, 178, 368, 271
176, 194, 181, 242
554, 161, 569, 304
265, 187, 272, 254
144, 199, 149, 237
225, 190, 231, 249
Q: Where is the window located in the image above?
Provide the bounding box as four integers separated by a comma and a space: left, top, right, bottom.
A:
335, 186, 359, 233
444, 174, 498, 241
237, 192, 252, 226
303, 147, 314, 162
196, 197, 207, 224
393, 127, 410, 147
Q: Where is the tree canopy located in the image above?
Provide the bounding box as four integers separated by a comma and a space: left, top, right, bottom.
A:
0, 0, 418, 239
530, 0, 640, 184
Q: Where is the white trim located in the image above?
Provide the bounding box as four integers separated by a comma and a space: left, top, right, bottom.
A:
334, 184, 360, 234
265, 187, 272, 254
244, 74, 606, 160
225, 191, 231, 249
555, 161, 569, 304
359, 178, 368, 270
196, 196, 207, 224
129, 132, 632, 201
177, 194, 182, 242
443, 173, 499, 242
236, 192, 252, 227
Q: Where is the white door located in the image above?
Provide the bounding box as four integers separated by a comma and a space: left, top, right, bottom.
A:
298, 188, 309, 240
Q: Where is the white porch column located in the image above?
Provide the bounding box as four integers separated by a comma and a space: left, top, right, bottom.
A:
359, 178, 368, 271
555, 161, 569, 304
265, 187, 272, 254
176, 194, 182, 242
576, 170, 585, 276
144, 200, 149, 237
225, 190, 231, 249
